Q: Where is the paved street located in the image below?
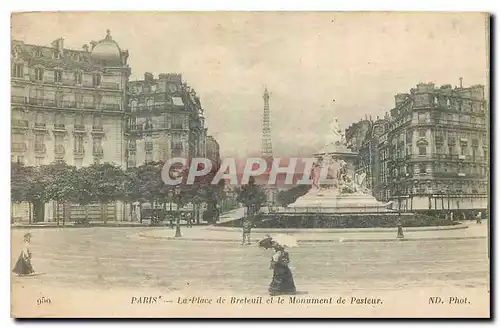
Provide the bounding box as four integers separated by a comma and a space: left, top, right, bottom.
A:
11, 227, 489, 295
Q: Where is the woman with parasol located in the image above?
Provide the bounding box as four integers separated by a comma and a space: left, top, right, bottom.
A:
259, 234, 297, 296
13, 232, 35, 276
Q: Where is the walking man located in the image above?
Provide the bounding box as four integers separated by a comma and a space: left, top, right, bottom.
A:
476, 211, 483, 224
242, 217, 254, 245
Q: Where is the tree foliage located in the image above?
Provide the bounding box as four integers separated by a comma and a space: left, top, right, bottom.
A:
236, 176, 266, 215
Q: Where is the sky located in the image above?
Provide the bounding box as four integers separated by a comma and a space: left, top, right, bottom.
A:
11, 12, 489, 158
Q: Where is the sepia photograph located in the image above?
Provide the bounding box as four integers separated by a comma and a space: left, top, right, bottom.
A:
9, 11, 490, 318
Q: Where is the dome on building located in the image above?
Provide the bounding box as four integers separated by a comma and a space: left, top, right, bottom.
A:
90, 30, 122, 65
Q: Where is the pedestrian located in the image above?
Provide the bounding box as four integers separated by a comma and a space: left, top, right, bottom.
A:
242, 217, 254, 245
260, 238, 296, 296
476, 211, 483, 224
396, 218, 404, 238
13, 232, 35, 276
186, 213, 193, 228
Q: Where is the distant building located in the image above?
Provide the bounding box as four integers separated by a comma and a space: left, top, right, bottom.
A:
206, 135, 221, 166
11, 31, 220, 222
126, 73, 208, 167
346, 81, 489, 212
11, 30, 131, 222
11, 30, 130, 168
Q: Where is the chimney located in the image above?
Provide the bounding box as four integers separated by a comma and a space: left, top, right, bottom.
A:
144, 72, 154, 82
459, 77, 463, 88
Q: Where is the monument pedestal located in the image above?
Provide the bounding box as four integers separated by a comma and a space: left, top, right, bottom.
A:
285, 189, 393, 214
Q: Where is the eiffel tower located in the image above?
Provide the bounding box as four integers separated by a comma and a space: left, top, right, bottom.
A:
261, 87, 273, 165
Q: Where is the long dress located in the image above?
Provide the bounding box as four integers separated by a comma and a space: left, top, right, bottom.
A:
13, 242, 34, 275
268, 250, 296, 295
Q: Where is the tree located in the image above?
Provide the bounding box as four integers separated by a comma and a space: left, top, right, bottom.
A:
236, 176, 266, 216
84, 163, 127, 223
45, 164, 79, 226
11, 163, 33, 223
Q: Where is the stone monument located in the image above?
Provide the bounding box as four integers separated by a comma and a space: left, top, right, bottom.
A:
286, 117, 392, 213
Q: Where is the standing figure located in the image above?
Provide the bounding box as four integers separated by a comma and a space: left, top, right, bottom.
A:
186, 213, 193, 228
267, 242, 296, 296
13, 233, 35, 276
476, 211, 483, 224
242, 217, 254, 245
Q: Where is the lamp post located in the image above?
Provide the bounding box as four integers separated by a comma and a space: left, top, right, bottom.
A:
396, 187, 404, 239
174, 187, 182, 237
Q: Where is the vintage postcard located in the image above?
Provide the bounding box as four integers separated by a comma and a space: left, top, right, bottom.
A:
10, 12, 490, 318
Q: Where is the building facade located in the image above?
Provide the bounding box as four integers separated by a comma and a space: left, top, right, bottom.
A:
126, 73, 207, 167
11, 32, 219, 222
346, 82, 489, 212
206, 135, 221, 166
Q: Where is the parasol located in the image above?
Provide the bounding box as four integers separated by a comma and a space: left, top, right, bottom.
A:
258, 234, 298, 248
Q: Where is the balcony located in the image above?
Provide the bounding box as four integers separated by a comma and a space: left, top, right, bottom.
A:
12, 142, 27, 152
53, 124, 66, 133
73, 148, 85, 157
11, 96, 26, 104
100, 82, 120, 90
100, 103, 121, 111
12, 119, 29, 130
74, 124, 86, 133
91, 126, 105, 135
62, 101, 77, 108
33, 122, 47, 131
93, 148, 104, 158
34, 144, 46, 154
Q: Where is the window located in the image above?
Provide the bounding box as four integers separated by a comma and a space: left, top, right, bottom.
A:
449, 146, 454, 155
446, 98, 451, 107
418, 112, 426, 123
92, 73, 101, 87
93, 94, 102, 109
171, 135, 183, 156
73, 53, 80, 62
74, 135, 84, 153
55, 91, 63, 107
93, 116, 102, 128
12, 63, 23, 78
34, 134, 45, 152
34, 67, 44, 81
93, 137, 103, 154
146, 98, 154, 110
436, 146, 442, 154
172, 115, 184, 129
130, 100, 138, 112
461, 147, 466, 156
418, 146, 427, 156
74, 72, 82, 85
145, 141, 153, 152
35, 49, 42, 57
418, 129, 426, 137
419, 164, 426, 174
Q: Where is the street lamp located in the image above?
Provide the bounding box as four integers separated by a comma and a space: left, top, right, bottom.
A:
174, 187, 182, 237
